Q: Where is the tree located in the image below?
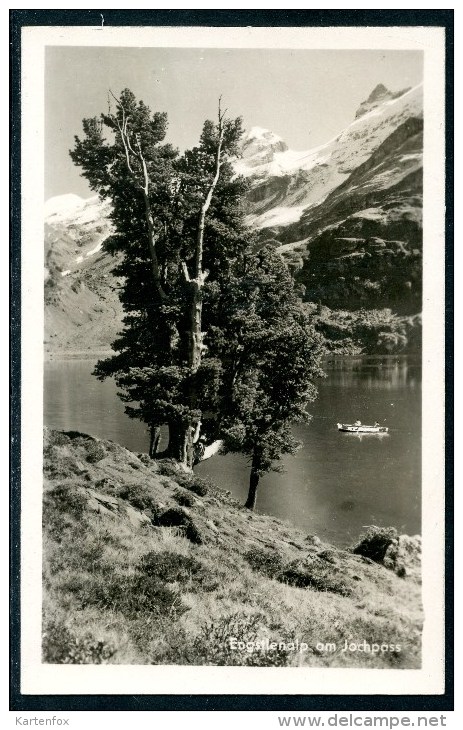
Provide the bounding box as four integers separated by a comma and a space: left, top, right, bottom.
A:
70, 89, 248, 468
212, 246, 326, 509
70, 90, 325, 497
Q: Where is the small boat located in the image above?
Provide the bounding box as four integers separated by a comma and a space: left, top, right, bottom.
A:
337, 423, 388, 433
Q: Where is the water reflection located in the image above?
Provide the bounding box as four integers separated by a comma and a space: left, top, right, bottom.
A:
44, 355, 421, 548
322, 356, 421, 390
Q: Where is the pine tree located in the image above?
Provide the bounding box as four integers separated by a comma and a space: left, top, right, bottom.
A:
212, 246, 326, 509
70, 90, 248, 468
70, 89, 325, 496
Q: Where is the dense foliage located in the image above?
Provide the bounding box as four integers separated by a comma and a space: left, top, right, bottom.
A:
70, 89, 325, 506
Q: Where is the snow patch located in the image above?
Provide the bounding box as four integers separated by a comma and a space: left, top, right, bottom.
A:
45, 194, 106, 225
400, 153, 422, 162
245, 126, 282, 143
351, 208, 386, 221
247, 205, 305, 229
45, 194, 85, 218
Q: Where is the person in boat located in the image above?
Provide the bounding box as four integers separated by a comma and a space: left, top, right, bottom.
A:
374, 421, 380, 427
354, 420, 361, 427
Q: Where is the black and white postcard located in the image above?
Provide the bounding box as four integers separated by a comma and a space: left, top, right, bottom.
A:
13, 15, 450, 707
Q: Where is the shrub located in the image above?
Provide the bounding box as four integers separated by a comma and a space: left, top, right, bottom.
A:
85, 441, 106, 464
173, 472, 210, 497
277, 560, 352, 597
80, 572, 187, 619
47, 430, 70, 447
187, 476, 210, 497
317, 549, 338, 564
42, 620, 115, 664
172, 489, 194, 507
44, 455, 90, 481
138, 550, 203, 583
44, 485, 87, 520
128, 575, 186, 617
160, 613, 292, 666
245, 546, 284, 578
157, 460, 182, 478
156, 461, 210, 497
352, 526, 398, 563
137, 453, 152, 466
118, 483, 160, 516
158, 508, 203, 544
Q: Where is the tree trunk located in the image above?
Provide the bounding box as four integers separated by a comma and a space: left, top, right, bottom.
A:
165, 422, 195, 470
149, 425, 161, 459
142, 194, 167, 302
181, 109, 225, 459
189, 280, 203, 372
245, 450, 261, 510
245, 469, 260, 510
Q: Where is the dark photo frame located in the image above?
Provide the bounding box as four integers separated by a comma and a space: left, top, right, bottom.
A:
10, 8, 454, 713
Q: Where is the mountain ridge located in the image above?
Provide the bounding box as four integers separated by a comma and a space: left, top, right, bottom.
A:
44, 82, 423, 356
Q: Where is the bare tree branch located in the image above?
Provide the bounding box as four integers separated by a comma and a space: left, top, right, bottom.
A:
108, 89, 167, 302
194, 100, 225, 281
181, 261, 191, 282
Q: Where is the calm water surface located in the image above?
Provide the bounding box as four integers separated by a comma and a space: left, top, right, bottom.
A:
44, 356, 421, 547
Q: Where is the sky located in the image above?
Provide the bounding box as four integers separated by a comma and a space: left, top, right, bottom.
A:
45, 47, 423, 200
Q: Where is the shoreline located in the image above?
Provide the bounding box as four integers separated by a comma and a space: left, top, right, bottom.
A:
45, 349, 115, 361
44, 349, 422, 363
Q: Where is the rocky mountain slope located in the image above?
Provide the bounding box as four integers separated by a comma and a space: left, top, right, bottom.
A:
44, 83, 423, 355
43, 427, 422, 666
238, 83, 421, 232
44, 195, 123, 354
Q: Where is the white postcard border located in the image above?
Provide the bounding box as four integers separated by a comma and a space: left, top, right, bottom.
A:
20, 24, 446, 696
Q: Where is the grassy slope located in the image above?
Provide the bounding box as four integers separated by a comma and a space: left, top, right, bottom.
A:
43, 428, 422, 667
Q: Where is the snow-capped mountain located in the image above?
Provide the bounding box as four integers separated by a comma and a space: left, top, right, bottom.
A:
44, 83, 423, 353
44, 196, 123, 353
45, 195, 113, 277
238, 83, 422, 231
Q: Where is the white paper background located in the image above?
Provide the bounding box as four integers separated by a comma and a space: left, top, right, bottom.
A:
20, 23, 446, 697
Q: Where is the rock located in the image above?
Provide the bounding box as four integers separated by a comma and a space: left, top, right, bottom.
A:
305, 535, 322, 547
383, 534, 421, 580
86, 489, 119, 509
158, 507, 203, 545
125, 504, 152, 528
86, 488, 120, 516
317, 549, 338, 564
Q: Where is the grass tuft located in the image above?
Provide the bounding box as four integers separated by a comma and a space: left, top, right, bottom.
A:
42, 620, 115, 664
245, 546, 284, 578
277, 559, 353, 596
138, 550, 203, 583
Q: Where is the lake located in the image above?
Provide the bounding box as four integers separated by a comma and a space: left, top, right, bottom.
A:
44, 355, 421, 547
